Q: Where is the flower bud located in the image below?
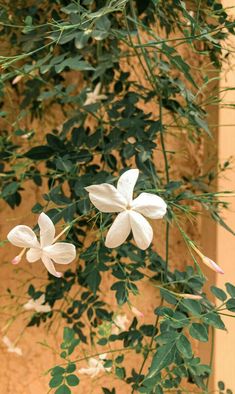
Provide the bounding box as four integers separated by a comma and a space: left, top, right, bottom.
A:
11, 255, 21, 265
131, 306, 144, 318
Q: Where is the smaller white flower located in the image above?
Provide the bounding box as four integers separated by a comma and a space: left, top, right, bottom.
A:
84, 83, 107, 106
111, 314, 129, 334
7, 212, 76, 278
23, 294, 51, 313
2, 336, 22, 356
78, 353, 111, 378
85, 169, 167, 250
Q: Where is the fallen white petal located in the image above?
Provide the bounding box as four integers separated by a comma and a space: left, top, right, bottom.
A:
105, 211, 131, 248
86, 184, 127, 212
7, 225, 39, 248
43, 242, 76, 264
38, 212, 55, 247
42, 255, 62, 278
132, 192, 167, 219
117, 169, 139, 205
129, 211, 153, 250
26, 247, 42, 262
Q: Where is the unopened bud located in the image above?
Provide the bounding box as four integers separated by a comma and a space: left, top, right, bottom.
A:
11, 255, 22, 265
131, 306, 144, 318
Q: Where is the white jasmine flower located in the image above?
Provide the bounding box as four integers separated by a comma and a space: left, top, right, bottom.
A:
23, 294, 51, 313
131, 306, 144, 318
78, 354, 111, 377
85, 169, 167, 250
7, 212, 76, 278
111, 314, 129, 334
2, 336, 22, 356
84, 82, 107, 106
190, 242, 224, 274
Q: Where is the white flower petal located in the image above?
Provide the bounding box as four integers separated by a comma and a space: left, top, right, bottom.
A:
2, 336, 22, 356
94, 82, 101, 96
117, 169, 139, 204
36, 304, 51, 313
36, 294, 46, 305
78, 366, 99, 377
132, 192, 167, 219
42, 255, 62, 278
105, 211, 131, 248
7, 225, 39, 248
23, 300, 35, 310
85, 184, 127, 212
99, 353, 107, 360
43, 242, 76, 264
26, 248, 42, 262
88, 358, 99, 367
38, 213, 55, 247
129, 211, 153, 250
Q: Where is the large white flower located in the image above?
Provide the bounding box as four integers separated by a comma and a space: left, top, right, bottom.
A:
23, 294, 51, 313
2, 336, 22, 356
78, 354, 111, 378
7, 213, 76, 278
85, 169, 167, 250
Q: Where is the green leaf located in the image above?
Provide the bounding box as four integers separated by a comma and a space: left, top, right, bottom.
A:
218, 381, 225, 390
63, 327, 74, 343
2, 182, 20, 198
66, 374, 79, 386
24, 146, 54, 160
111, 281, 128, 305
226, 298, 235, 312
176, 334, 193, 359
55, 385, 71, 394
51, 366, 65, 376
225, 283, 235, 298
211, 286, 227, 301
66, 364, 76, 373
49, 375, 64, 388
115, 366, 125, 379
181, 299, 202, 316
189, 323, 208, 342
203, 313, 226, 330
144, 342, 176, 381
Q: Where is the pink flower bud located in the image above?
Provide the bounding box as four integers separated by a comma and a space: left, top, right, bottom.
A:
202, 256, 224, 275
11, 255, 21, 265
131, 306, 144, 318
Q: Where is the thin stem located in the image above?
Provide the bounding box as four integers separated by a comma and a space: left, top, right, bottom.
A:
206, 327, 215, 389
